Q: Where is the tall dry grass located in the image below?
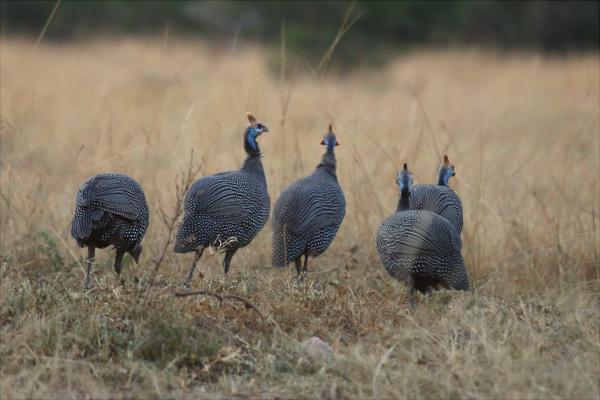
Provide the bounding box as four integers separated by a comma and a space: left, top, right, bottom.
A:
0, 38, 599, 399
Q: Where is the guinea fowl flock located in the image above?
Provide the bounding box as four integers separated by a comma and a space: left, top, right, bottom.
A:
70, 112, 470, 303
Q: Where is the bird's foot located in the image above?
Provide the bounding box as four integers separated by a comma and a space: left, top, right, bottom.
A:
293, 272, 306, 287
409, 294, 417, 309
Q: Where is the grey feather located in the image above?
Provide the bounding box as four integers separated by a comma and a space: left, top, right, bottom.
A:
71, 173, 149, 254
174, 133, 270, 261
409, 184, 463, 233
376, 210, 469, 291
272, 129, 345, 267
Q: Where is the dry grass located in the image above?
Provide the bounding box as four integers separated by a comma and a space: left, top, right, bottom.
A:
1, 37, 599, 399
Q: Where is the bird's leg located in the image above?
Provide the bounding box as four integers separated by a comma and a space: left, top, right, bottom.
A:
293, 256, 305, 284
114, 249, 127, 287
223, 248, 238, 275
302, 253, 309, 272
184, 248, 204, 285
406, 274, 417, 309
114, 249, 125, 276
410, 290, 417, 309
84, 246, 95, 290
127, 245, 142, 286
129, 244, 142, 263
422, 286, 435, 295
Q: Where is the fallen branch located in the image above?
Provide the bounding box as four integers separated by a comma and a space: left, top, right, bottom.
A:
174, 290, 266, 320
311, 267, 341, 275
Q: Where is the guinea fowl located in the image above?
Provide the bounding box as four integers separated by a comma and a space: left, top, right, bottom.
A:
375, 163, 469, 305
71, 173, 149, 289
272, 125, 346, 276
409, 155, 463, 233
174, 112, 270, 283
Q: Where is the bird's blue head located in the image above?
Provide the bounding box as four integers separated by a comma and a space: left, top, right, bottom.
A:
244, 112, 269, 154
320, 124, 340, 151
396, 163, 413, 193
438, 154, 455, 186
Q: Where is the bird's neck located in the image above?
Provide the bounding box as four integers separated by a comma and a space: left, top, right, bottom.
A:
316, 148, 337, 177
396, 187, 410, 211
244, 137, 261, 157
438, 170, 448, 186
241, 153, 266, 183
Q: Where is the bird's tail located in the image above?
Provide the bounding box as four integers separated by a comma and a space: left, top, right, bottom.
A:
71, 208, 103, 241
174, 221, 202, 254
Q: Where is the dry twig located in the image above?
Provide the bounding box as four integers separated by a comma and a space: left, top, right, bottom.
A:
139, 150, 202, 308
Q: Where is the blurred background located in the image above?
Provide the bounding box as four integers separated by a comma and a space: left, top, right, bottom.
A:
2, 0, 598, 69
1, 2, 599, 398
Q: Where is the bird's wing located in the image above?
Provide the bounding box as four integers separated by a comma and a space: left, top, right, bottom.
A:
382, 212, 458, 257
82, 183, 139, 220
188, 176, 245, 221
287, 185, 342, 234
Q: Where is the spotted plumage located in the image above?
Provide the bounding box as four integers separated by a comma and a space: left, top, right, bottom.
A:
174, 112, 270, 282
376, 163, 469, 304
71, 173, 149, 289
272, 125, 345, 275
408, 155, 463, 233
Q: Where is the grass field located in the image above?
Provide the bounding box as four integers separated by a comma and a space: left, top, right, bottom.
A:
1, 37, 599, 399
